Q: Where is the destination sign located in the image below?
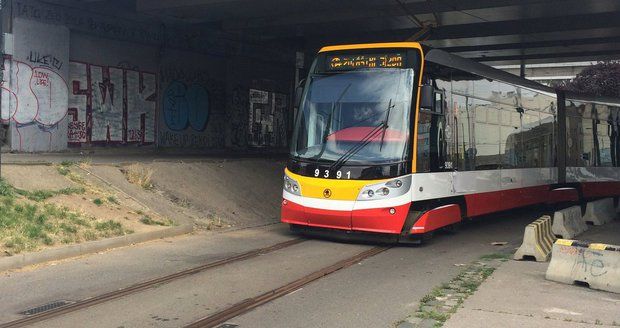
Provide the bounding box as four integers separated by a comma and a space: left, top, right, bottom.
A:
326, 53, 405, 71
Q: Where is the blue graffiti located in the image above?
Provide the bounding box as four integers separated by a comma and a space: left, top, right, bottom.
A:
163, 81, 209, 131
186, 84, 209, 132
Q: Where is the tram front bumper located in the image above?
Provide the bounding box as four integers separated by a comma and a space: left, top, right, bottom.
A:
281, 198, 410, 235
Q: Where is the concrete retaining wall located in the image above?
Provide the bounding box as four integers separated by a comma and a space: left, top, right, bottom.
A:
2, 18, 70, 152
3, 0, 295, 152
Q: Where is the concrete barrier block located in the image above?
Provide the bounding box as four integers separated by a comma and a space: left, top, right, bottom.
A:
514, 215, 556, 262
552, 206, 588, 239
583, 198, 615, 225
546, 239, 620, 294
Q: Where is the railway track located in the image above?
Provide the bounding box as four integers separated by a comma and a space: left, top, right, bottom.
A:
2, 239, 388, 328
0, 238, 304, 328
185, 246, 389, 328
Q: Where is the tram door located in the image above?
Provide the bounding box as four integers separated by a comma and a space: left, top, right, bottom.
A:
417, 90, 448, 173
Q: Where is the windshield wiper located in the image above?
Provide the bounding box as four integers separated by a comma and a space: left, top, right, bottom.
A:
379, 99, 393, 151
309, 83, 351, 161
328, 99, 393, 173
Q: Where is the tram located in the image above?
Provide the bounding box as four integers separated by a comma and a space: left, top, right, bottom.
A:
281, 42, 620, 243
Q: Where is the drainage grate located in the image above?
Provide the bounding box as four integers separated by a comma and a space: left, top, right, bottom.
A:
216, 324, 239, 328
19, 300, 75, 316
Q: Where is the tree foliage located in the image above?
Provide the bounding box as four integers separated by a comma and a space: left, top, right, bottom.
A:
555, 61, 620, 98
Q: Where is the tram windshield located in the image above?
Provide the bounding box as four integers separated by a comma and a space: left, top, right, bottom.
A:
290, 68, 415, 166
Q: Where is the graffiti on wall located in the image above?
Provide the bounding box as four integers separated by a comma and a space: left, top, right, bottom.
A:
163, 81, 209, 132
159, 61, 225, 148
1, 58, 69, 150
68, 62, 157, 145
248, 89, 287, 148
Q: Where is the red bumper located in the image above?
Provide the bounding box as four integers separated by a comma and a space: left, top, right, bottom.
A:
281, 199, 410, 234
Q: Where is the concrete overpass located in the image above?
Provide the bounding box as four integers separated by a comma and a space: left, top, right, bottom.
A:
131, 0, 620, 64
1, 0, 619, 152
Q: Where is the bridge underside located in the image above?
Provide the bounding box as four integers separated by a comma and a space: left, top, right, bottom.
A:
1, 0, 619, 152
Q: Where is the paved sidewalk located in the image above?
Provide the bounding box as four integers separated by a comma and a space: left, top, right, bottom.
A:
445, 221, 620, 328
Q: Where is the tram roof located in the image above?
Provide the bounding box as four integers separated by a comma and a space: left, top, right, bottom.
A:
316, 42, 556, 94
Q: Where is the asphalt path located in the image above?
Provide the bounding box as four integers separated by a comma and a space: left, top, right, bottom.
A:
0, 207, 545, 327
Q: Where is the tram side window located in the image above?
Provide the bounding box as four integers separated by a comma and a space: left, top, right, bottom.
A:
595, 104, 613, 167
597, 121, 613, 166
612, 107, 620, 167
539, 112, 556, 167
517, 88, 557, 168
500, 107, 520, 169
565, 101, 584, 167
472, 98, 501, 170
565, 100, 620, 167
417, 63, 455, 173
452, 71, 496, 171
453, 94, 475, 170
448, 68, 558, 171
436, 77, 456, 171
520, 111, 541, 167
566, 100, 595, 167
582, 103, 596, 167
417, 96, 449, 173
496, 83, 520, 169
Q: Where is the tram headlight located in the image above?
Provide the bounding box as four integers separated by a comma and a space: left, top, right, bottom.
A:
357, 176, 411, 201
385, 179, 403, 188
283, 175, 302, 196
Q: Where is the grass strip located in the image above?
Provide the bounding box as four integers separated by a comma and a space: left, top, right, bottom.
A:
0, 178, 131, 255
397, 253, 509, 328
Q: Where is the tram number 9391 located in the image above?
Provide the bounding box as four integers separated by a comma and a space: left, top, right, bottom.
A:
314, 169, 351, 179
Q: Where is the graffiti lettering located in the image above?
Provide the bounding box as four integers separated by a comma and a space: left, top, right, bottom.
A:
16, 1, 161, 45
33, 70, 50, 86
27, 51, 63, 70
67, 109, 86, 142
573, 248, 608, 277
163, 81, 209, 132
248, 89, 287, 148
68, 61, 157, 145
1, 60, 69, 150
159, 130, 209, 148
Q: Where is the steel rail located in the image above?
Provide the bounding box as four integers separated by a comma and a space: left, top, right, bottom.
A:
185, 246, 390, 328
0, 238, 305, 328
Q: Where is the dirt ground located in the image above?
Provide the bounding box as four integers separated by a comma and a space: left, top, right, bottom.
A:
136, 159, 286, 228
0, 157, 287, 256
2, 165, 76, 190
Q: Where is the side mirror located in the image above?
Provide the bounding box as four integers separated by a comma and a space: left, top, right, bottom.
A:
419, 85, 434, 111
294, 79, 306, 108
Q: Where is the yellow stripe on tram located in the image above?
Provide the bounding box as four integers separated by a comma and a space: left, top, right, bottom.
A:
285, 168, 385, 201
